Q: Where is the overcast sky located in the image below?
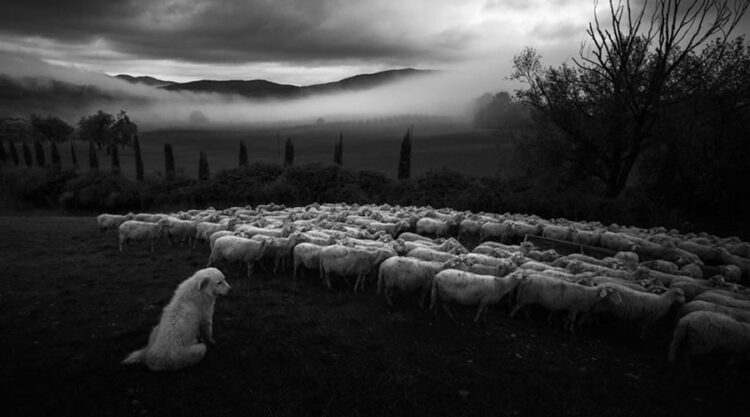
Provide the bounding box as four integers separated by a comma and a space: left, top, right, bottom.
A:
0, 0, 749, 85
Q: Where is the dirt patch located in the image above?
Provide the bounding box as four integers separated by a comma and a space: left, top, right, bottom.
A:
0, 216, 747, 417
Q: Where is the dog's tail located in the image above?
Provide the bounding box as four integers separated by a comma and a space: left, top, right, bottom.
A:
122, 348, 146, 365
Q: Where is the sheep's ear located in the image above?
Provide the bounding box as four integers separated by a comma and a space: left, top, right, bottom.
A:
599, 288, 608, 298
199, 277, 211, 291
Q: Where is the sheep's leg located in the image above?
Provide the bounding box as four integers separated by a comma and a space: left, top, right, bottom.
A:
384, 287, 393, 307
509, 303, 523, 319
442, 304, 458, 324
246, 261, 254, 279
474, 302, 487, 323
119, 239, 124, 253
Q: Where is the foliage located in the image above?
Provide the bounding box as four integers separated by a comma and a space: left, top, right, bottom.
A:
397, 127, 412, 180
0, 167, 77, 207
511, 0, 749, 198
109, 110, 137, 148
78, 111, 113, 150
0, 117, 32, 143
473, 91, 530, 129
30, 114, 73, 143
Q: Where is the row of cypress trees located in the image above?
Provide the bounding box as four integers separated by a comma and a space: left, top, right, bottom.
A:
0, 126, 415, 180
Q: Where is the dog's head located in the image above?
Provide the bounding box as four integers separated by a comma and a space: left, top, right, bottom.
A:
196, 267, 231, 296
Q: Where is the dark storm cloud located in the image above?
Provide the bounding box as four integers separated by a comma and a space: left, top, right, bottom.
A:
0, 0, 472, 64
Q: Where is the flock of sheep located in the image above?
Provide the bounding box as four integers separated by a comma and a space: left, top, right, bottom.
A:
98, 202, 750, 369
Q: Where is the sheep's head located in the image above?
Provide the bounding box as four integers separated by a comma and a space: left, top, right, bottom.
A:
599, 286, 623, 305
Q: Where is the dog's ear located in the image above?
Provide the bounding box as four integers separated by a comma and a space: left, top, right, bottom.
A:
199, 277, 211, 292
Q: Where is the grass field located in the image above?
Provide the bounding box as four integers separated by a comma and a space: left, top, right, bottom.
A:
35, 120, 517, 180
1, 215, 748, 417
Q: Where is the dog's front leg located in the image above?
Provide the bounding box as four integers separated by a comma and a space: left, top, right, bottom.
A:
199, 318, 215, 345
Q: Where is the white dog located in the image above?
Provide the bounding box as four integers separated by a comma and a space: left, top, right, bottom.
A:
122, 267, 231, 371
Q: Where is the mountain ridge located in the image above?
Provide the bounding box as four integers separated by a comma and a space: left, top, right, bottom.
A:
116, 68, 435, 99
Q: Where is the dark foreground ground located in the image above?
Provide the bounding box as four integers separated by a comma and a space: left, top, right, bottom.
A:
1, 216, 748, 417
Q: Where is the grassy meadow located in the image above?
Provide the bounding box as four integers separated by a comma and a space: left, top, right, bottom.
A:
43, 120, 517, 180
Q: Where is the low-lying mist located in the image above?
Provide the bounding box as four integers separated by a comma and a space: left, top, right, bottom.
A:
0, 53, 520, 129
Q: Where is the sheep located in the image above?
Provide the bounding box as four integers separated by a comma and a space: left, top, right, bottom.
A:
430, 269, 524, 322
368, 220, 408, 237
719, 248, 750, 281
207, 235, 268, 278
628, 236, 665, 258
97, 213, 133, 233
293, 242, 324, 281
377, 257, 456, 308
264, 232, 304, 274
676, 240, 723, 263
319, 245, 393, 291
694, 291, 750, 310
668, 311, 750, 367
662, 245, 704, 266
194, 220, 233, 249
458, 219, 483, 241
508, 221, 540, 242
720, 264, 743, 283
572, 229, 602, 247
678, 300, 750, 323
159, 217, 197, 247
208, 230, 235, 251
465, 253, 517, 276
593, 284, 685, 338
641, 259, 680, 275
679, 263, 703, 279
119, 220, 166, 253
235, 223, 292, 239
614, 251, 639, 269
398, 232, 436, 243
479, 221, 512, 243
416, 217, 450, 238
599, 232, 638, 252
542, 224, 573, 241
407, 246, 459, 264
510, 272, 623, 333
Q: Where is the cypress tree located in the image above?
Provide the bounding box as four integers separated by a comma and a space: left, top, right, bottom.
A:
22, 142, 33, 167
9, 141, 20, 165
333, 131, 343, 165
34, 140, 46, 167
70, 141, 79, 170
284, 137, 294, 167
88, 140, 99, 172
133, 134, 144, 181
239, 141, 248, 167
164, 143, 175, 180
50, 141, 61, 170
0, 140, 6, 162
111, 143, 121, 176
397, 127, 412, 180
198, 150, 210, 181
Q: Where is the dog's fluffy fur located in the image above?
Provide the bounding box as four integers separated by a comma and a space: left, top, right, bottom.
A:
122, 267, 231, 371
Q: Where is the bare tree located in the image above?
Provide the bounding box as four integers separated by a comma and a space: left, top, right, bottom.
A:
512, 0, 749, 198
